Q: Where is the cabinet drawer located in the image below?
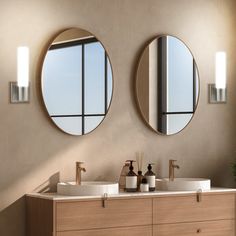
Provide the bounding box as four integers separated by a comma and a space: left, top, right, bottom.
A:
56, 198, 152, 231
153, 194, 235, 224
153, 219, 235, 236
57, 225, 152, 236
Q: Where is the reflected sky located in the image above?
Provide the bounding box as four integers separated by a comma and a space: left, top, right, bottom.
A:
85, 42, 105, 114
167, 36, 194, 113
43, 45, 82, 115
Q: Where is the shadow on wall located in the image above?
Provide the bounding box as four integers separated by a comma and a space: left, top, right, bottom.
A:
0, 172, 59, 236
34, 172, 60, 193
0, 197, 26, 236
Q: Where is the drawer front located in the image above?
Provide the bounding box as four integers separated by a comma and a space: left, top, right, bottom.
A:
57, 226, 152, 236
153, 220, 235, 236
56, 198, 152, 231
153, 194, 235, 224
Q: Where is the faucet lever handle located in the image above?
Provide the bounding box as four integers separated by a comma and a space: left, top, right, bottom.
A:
169, 159, 177, 165
76, 162, 86, 171
76, 162, 84, 167
76, 161, 84, 165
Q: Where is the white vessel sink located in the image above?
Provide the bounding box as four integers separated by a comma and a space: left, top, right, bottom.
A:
57, 181, 119, 196
156, 178, 211, 191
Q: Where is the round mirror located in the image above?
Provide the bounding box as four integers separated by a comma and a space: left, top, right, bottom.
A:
41, 28, 113, 135
136, 35, 199, 135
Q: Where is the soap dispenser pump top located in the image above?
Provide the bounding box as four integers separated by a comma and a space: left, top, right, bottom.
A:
127, 160, 136, 175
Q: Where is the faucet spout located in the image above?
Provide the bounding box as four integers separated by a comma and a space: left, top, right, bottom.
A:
169, 160, 180, 181
76, 162, 86, 185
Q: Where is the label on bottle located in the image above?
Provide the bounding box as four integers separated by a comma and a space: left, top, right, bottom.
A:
140, 183, 149, 192
146, 176, 156, 189
126, 176, 137, 189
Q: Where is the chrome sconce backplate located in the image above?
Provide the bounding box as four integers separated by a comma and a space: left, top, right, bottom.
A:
208, 84, 227, 104
10, 82, 30, 103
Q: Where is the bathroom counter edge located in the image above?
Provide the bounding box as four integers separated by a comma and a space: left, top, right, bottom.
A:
26, 187, 236, 201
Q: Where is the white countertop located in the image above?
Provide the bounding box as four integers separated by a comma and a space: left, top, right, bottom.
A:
27, 187, 236, 201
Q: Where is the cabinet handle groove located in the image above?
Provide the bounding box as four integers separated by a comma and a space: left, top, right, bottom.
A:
102, 193, 108, 208
196, 189, 202, 202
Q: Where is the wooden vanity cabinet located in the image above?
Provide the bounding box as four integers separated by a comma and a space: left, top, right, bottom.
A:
153, 193, 235, 236
57, 226, 152, 236
27, 192, 236, 236
154, 220, 235, 236
27, 197, 152, 236
56, 198, 152, 232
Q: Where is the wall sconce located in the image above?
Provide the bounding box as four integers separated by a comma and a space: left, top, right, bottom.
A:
209, 51, 227, 103
10, 46, 30, 103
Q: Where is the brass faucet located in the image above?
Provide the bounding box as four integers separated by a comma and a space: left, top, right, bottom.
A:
169, 160, 180, 181
76, 162, 86, 185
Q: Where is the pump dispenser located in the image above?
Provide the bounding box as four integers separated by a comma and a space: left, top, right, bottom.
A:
144, 163, 156, 191
125, 160, 137, 192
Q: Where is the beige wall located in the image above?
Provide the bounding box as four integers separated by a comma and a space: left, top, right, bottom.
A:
0, 0, 236, 235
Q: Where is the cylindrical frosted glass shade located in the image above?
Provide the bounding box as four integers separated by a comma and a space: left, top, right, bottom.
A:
215, 52, 226, 89
17, 46, 29, 87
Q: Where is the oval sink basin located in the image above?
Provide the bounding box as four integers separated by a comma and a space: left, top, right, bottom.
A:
156, 178, 211, 191
57, 181, 119, 196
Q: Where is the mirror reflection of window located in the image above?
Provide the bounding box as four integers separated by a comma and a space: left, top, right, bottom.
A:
136, 35, 199, 135
164, 36, 199, 134
42, 36, 113, 135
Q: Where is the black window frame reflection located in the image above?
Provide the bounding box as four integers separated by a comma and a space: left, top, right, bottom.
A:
157, 37, 198, 134
49, 37, 110, 135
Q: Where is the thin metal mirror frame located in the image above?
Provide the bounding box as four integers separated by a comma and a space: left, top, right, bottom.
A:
135, 34, 200, 136
40, 28, 114, 136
